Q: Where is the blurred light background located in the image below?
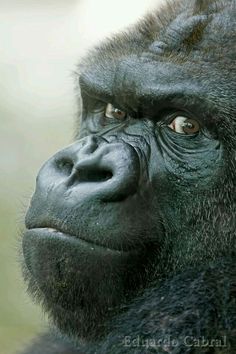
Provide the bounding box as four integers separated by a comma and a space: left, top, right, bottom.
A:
0, 0, 164, 353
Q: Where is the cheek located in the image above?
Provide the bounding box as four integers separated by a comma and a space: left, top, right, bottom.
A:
150, 128, 224, 189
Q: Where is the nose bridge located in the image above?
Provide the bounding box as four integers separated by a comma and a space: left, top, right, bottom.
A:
78, 135, 99, 157
80, 136, 128, 178
54, 135, 108, 173
69, 135, 105, 163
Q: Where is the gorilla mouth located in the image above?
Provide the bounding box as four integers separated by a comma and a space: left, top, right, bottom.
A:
26, 227, 129, 253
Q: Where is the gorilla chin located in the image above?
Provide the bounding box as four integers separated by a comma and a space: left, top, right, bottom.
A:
22, 226, 156, 339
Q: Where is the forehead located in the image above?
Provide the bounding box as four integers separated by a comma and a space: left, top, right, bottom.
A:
79, 0, 236, 100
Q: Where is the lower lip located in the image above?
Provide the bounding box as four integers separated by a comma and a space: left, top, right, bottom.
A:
25, 228, 126, 254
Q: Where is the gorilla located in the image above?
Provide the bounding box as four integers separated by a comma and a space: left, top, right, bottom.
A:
20, 0, 236, 353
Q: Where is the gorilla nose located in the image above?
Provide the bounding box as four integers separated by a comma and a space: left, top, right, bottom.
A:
57, 137, 114, 185
38, 136, 140, 202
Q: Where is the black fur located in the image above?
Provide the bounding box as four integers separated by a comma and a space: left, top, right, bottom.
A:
19, 0, 236, 353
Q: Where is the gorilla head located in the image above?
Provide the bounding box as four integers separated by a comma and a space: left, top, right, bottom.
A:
22, 0, 236, 349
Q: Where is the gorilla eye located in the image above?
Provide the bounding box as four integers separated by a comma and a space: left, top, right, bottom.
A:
105, 103, 127, 120
168, 116, 200, 135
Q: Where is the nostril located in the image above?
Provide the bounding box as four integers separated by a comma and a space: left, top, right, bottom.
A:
54, 156, 113, 183
77, 168, 113, 183
55, 158, 74, 176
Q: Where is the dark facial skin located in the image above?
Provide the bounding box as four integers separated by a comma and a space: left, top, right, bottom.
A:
22, 0, 236, 348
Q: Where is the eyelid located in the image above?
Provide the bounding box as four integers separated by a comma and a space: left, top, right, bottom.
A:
92, 107, 105, 114
89, 101, 106, 114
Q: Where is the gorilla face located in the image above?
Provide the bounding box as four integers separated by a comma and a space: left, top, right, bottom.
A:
22, 0, 236, 343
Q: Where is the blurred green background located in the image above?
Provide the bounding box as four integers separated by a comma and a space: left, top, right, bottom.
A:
0, 0, 161, 353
